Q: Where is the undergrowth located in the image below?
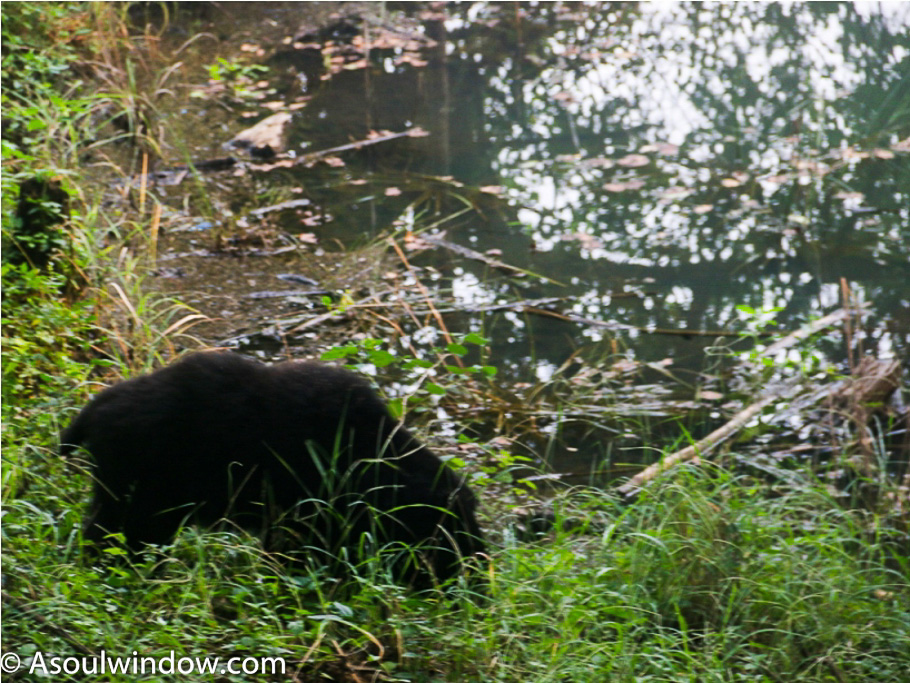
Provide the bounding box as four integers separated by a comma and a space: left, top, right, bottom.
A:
4, 465, 908, 681
1, 2, 196, 502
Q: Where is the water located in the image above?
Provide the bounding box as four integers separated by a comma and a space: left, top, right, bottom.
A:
150, 2, 910, 476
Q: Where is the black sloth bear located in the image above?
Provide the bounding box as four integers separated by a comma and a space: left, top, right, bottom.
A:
59, 352, 484, 585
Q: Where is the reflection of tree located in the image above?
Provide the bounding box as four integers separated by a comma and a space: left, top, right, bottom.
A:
437, 2, 909, 367
273, 3, 908, 372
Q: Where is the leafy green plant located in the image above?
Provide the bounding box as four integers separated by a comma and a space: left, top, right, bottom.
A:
202, 57, 269, 101
320, 332, 497, 416
206, 56, 268, 84
735, 303, 784, 367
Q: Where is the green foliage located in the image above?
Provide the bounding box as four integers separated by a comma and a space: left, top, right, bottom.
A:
205, 56, 268, 84
1, 4, 100, 167
4, 465, 907, 681
483, 471, 910, 681
0, 3, 195, 497
734, 305, 833, 377
200, 57, 269, 102
0, 264, 96, 399
466, 439, 535, 493
320, 333, 497, 407
734, 303, 783, 334
0, 265, 101, 501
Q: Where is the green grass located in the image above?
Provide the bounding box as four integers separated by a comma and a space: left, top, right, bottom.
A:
4, 464, 908, 681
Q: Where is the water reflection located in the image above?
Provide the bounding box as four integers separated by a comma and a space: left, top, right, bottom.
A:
158, 2, 909, 473
254, 2, 908, 374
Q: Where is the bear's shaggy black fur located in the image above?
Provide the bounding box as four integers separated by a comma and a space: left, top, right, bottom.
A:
60, 352, 484, 585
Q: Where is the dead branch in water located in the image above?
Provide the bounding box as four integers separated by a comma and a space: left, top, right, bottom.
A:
524, 306, 759, 337
616, 307, 858, 500
759, 306, 862, 357
615, 392, 782, 499
296, 128, 427, 166
422, 233, 562, 283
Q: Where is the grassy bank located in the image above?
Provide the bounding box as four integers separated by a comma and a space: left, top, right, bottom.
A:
4, 464, 908, 680
2, 4, 908, 682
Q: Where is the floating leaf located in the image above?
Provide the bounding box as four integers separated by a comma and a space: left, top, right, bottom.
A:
580, 157, 615, 169
617, 153, 650, 167
838, 147, 869, 161
343, 59, 369, 71
640, 142, 679, 155
562, 232, 603, 250
249, 159, 295, 172
604, 179, 645, 192
300, 215, 324, 227
395, 54, 429, 68
658, 186, 692, 201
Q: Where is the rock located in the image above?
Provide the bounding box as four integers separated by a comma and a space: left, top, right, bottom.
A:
227, 112, 293, 158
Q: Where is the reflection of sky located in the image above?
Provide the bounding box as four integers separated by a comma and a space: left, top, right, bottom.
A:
496, 3, 907, 237
442, 3, 909, 368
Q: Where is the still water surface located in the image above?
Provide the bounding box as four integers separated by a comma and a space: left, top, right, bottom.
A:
155, 2, 909, 473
